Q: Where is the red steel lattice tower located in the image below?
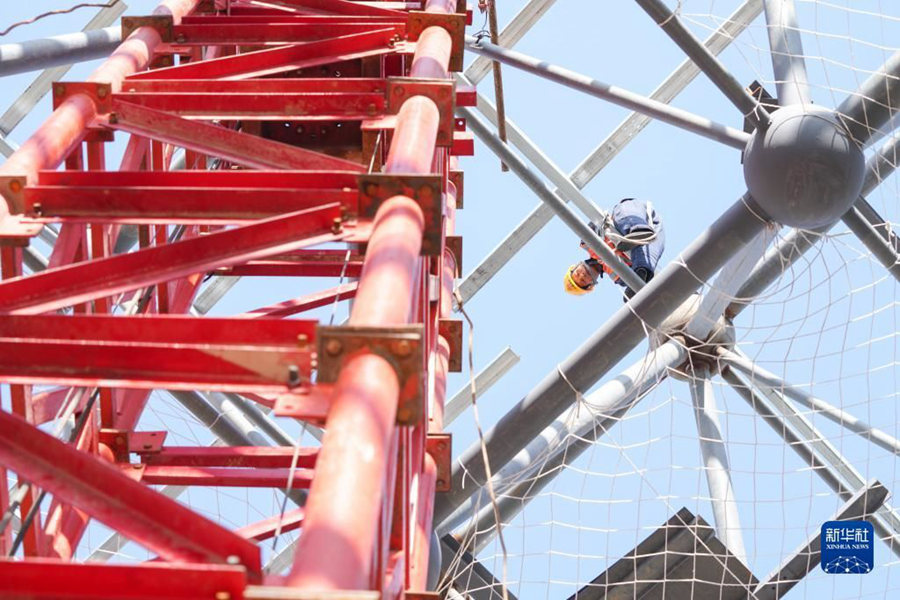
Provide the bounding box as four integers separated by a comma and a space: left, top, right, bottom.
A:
0, 0, 473, 597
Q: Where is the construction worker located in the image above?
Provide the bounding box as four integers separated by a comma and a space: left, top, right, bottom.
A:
564, 198, 665, 298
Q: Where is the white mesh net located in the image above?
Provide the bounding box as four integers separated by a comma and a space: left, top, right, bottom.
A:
444, 1, 900, 598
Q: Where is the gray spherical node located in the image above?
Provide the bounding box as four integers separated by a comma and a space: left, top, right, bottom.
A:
743, 105, 865, 229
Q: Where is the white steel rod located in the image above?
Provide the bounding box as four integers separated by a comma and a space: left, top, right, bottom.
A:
720, 348, 900, 455
723, 366, 900, 558
465, 37, 751, 150
763, 0, 810, 105
464, 0, 557, 85
688, 364, 747, 564
685, 225, 774, 340
0, 27, 121, 78
836, 49, 900, 145
444, 346, 520, 426
635, 0, 770, 127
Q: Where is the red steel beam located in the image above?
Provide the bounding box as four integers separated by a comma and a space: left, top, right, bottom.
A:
109, 100, 366, 172
236, 508, 305, 542
141, 466, 314, 488
143, 446, 318, 468
171, 22, 403, 44
26, 186, 356, 223
128, 28, 400, 80
266, 0, 408, 17
123, 77, 387, 93
0, 0, 203, 217
180, 15, 404, 24
0, 410, 262, 574
112, 91, 386, 120
34, 169, 359, 188
216, 260, 364, 278
0, 559, 247, 600
0, 314, 317, 391
241, 282, 358, 318
0, 203, 341, 314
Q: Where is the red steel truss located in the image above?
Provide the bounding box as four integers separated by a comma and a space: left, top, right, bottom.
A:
0, 0, 470, 597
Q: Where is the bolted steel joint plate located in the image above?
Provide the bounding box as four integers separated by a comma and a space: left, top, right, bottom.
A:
357, 173, 444, 255
316, 324, 425, 425
438, 318, 463, 372
121, 15, 174, 43
445, 235, 462, 274
448, 169, 464, 208
406, 11, 466, 72
387, 77, 456, 146
426, 433, 452, 492
52, 82, 113, 114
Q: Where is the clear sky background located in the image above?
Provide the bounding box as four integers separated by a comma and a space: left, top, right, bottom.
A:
2, 1, 900, 598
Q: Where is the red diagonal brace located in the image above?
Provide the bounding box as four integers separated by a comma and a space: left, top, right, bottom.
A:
241, 283, 358, 318
0, 411, 262, 575
128, 28, 399, 80
172, 22, 400, 44
109, 100, 365, 172
236, 508, 305, 542
252, 0, 406, 18
0, 203, 341, 314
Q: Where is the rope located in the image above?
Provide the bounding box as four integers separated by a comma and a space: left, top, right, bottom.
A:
453, 290, 510, 600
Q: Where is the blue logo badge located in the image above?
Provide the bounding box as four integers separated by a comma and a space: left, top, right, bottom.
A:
821, 520, 874, 574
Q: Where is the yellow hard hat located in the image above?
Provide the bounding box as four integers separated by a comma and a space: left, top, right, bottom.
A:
564, 264, 594, 295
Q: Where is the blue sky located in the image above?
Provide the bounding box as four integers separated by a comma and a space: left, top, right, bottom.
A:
2, 1, 900, 598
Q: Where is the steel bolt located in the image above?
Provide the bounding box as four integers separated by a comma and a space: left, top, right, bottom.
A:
115, 435, 125, 446
9, 180, 22, 194
31, 202, 42, 215
142, 443, 152, 450
175, 33, 186, 43
214, 593, 231, 600
397, 407, 412, 422
287, 365, 301, 387
96, 86, 108, 98
132, 463, 142, 470
394, 86, 405, 96
226, 555, 241, 565
393, 339, 412, 358
108, 113, 119, 125
331, 217, 343, 234
437, 478, 446, 488
54, 84, 65, 97
297, 333, 309, 348
325, 338, 343, 356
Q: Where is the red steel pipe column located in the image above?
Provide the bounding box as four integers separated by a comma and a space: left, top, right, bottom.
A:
288, 9, 454, 590
0, 0, 200, 219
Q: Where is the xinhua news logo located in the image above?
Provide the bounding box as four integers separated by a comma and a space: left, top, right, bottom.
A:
821, 520, 874, 574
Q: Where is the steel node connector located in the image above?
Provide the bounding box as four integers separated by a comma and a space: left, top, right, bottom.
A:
743, 105, 865, 229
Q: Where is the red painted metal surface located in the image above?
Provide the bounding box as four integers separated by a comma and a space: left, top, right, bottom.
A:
0, 559, 248, 600
0, 410, 262, 574
0, 0, 468, 597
